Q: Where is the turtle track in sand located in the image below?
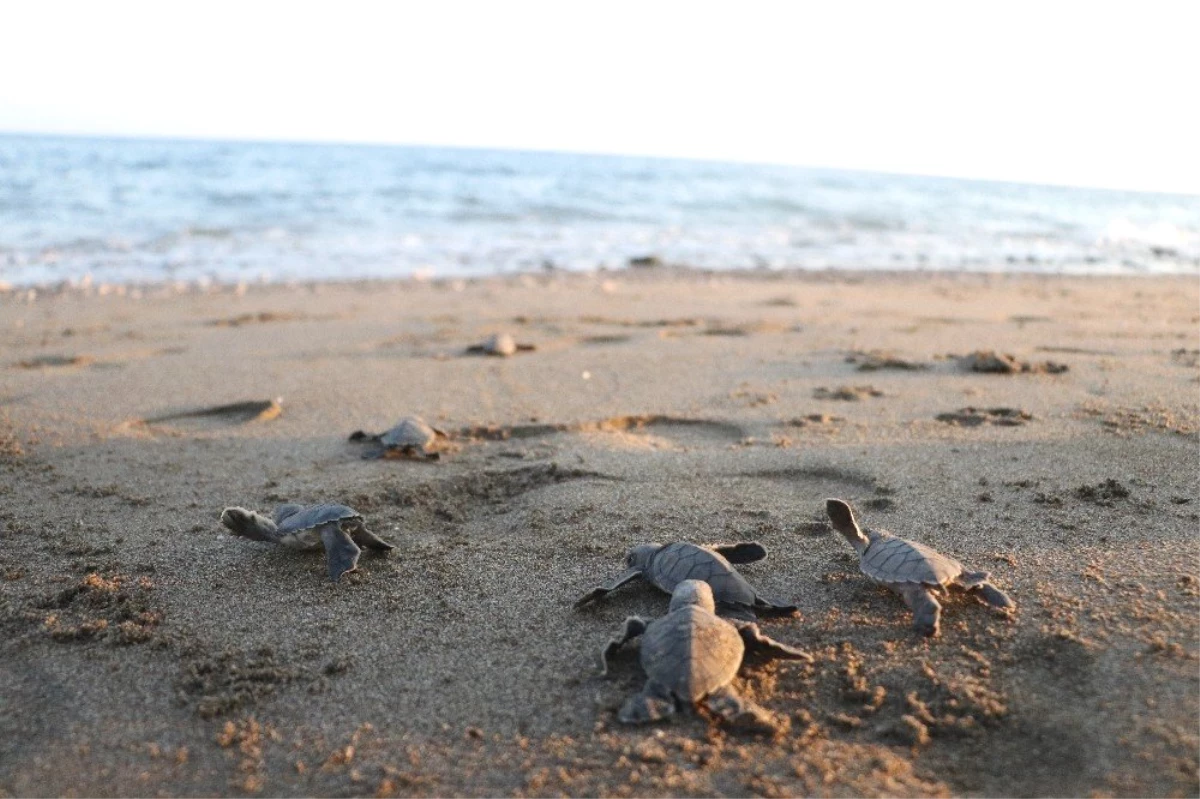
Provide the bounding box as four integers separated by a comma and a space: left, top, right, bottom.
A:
350, 462, 616, 525
458, 415, 746, 449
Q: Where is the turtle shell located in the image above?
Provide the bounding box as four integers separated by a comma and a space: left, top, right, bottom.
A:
275, 504, 360, 550
645, 543, 758, 607
482, 333, 517, 356
381, 417, 437, 450
639, 606, 744, 703
859, 529, 964, 587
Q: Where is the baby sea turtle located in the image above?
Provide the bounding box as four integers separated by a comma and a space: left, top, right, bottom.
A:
465, 332, 536, 357
220, 503, 394, 581
826, 498, 1015, 636
349, 416, 446, 460
601, 580, 812, 731
574, 541, 798, 621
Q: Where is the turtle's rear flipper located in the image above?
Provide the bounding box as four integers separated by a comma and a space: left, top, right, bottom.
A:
704, 686, 781, 734
964, 573, 1015, 610
898, 584, 942, 637
711, 542, 767, 564
715, 601, 759, 622
573, 567, 642, 609
736, 623, 813, 662
320, 524, 362, 581
753, 596, 801, 618
618, 683, 675, 725
349, 523, 395, 552
220, 507, 279, 542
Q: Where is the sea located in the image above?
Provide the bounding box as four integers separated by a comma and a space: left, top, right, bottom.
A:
1, 133, 1197, 287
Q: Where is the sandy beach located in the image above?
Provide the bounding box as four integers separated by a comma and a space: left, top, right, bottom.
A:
1, 269, 1197, 797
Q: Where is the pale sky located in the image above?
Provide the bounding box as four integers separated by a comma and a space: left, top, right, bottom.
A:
2, 0, 1197, 194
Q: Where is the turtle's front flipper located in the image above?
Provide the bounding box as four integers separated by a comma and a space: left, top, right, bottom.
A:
752, 596, 801, 618
960, 571, 1015, 610
898, 584, 942, 636
711, 542, 767, 564
573, 567, 642, 609
319, 523, 362, 581
346, 521, 395, 552
703, 685, 780, 734
618, 681, 675, 724
273, 504, 305, 525
736, 623, 814, 662
599, 616, 648, 675
220, 508, 280, 542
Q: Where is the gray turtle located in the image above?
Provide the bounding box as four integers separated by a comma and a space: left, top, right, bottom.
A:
220, 503, 394, 581
826, 498, 1015, 636
465, 332, 536, 357
601, 580, 812, 731
574, 541, 798, 621
349, 416, 446, 460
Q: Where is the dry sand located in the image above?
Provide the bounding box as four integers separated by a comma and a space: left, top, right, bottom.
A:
0, 270, 1197, 797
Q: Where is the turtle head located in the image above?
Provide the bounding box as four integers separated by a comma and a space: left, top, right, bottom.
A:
825, 498, 870, 554
625, 543, 661, 571
669, 579, 716, 613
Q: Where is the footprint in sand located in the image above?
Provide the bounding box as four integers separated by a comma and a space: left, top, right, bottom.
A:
958, 350, 1068, 374
140, 398, 283, 429
14, 354, 95, 369
206, 312, 303, 327
572, 415, 746, 448
453, 414, 745, 452
845, 350, 929, 371
813, 385, 884, 401
936, 407, 1033, 427
578, 334, 632, 346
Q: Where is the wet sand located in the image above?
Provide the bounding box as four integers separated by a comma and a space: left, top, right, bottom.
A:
1, 270, 1197, 797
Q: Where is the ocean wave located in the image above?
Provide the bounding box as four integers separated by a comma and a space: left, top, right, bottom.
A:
1, 135, 1198, 286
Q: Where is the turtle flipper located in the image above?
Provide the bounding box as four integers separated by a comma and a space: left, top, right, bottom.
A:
347, 521, 395, 552
960, 571, 1015, 610
711, 542, 768, 564
573, 567, 642, 609
599, 616, 649, 675
735, 623, 813, 662
703, 685, 780, 734
220, 507, 280, 542
273, 504, 305, 525
752, 596, 801, 618
897, 584, 942, 637
714, 601, 759, 622
975, 583, 1014, 610
618, 681, 675, 724
319, 523, 362, 581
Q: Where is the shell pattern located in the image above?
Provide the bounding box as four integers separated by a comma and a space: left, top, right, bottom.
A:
859, 530, 964, 587
639, 604, 745, 702
646, 543, 758, 607
380, 417, 438, 450
276, 504, 361, 549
